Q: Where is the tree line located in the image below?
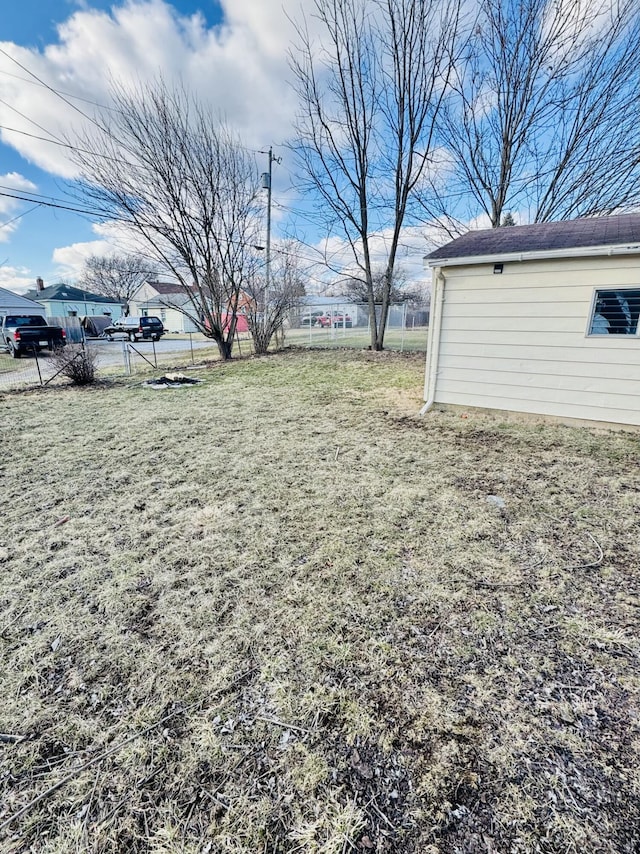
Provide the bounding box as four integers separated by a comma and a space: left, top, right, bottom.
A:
71, 0, 640, 356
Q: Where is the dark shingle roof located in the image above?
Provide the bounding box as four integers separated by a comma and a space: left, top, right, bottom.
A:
148, 281, 187, 294
22, 284, 120, 304
427, 213, 640, 261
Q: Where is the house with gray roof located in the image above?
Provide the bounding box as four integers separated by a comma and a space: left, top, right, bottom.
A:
22, 280, 123, 319
422, 214, 640, 426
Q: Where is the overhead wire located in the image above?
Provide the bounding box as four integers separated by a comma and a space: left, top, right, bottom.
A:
0, 46, 109, 134
0, 68, 114, 111
0, 202, 42, 231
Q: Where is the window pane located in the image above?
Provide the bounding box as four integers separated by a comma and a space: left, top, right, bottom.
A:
589, 289, 640, 335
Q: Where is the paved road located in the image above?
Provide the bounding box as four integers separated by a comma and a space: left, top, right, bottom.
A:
91, 336, 216, 367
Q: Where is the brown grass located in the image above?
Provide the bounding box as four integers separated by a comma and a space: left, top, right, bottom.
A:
0, 349, 639, 853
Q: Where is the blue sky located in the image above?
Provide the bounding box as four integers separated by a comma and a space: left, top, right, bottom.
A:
0, 0, 295, 293
0, 0, 431, 294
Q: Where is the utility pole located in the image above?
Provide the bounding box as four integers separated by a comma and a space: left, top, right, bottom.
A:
261, 147, 281, 299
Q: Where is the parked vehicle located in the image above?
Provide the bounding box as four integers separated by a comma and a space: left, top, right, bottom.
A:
316, 313, 353, 328
1, 315, 66, 358
103, 316, 165, 342
300, 311, 324, 327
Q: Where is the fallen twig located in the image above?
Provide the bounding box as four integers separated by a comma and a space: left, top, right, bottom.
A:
367, 795, 397, 831
0, 733, 25, 744
200, 787, 229, 811
566, 532, 604, 570
0, 666, 257, 833
82, 768, 101, 845
0, 606, 27, 638
255, 716, 310, 735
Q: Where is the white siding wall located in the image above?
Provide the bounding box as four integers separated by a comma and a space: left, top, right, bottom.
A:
432, 255, 640, 425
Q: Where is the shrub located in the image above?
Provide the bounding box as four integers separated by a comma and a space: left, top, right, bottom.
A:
50, 344, 98, 386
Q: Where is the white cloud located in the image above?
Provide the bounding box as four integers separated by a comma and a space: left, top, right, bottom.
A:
0, 172, 38, 242
51, 218, 152, 278
0, 263, 39, 294
0, 0, 316, 179
52, 238, 114, 278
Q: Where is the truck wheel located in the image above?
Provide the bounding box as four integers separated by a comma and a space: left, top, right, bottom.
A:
129, 332, 137, 343
8, 343, 20, 359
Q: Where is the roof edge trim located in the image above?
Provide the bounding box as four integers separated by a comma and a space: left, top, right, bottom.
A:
424, 243, 640, 268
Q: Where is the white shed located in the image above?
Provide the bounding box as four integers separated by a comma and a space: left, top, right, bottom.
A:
423, 214, 640, 427
0, 287, 47, 318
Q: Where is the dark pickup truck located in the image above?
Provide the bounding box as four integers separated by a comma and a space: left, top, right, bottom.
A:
1, 315, 66, 358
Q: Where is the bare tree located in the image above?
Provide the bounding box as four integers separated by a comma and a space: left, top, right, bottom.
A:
69, 79, 263, 360
290, 0, 461, 350
339, 265, 419, 305
424, 0, 640, 229
79, 254, 156, 306
244, 243, 306, 354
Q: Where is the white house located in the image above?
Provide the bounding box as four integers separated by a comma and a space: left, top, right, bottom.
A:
0, 287, 48, 318
129, 281, 199, 333
423, 214, 640, 427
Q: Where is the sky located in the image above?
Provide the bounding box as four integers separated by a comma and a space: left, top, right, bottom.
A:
0, 0, 434, 294
0, 0, 440, 293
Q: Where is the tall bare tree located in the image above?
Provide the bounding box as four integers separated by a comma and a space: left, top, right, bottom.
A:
290, 0, 461, 350
424, 0, 640, 230
244, 243, 306, 355
69, 80, 262, 359
79, 254, 156, 306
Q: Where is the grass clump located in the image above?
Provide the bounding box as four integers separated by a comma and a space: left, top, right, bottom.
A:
0, 349, 639, 853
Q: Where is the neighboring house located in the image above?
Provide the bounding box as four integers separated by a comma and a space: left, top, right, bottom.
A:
0, 286, 48, 318
423, 214, 640, 427
22, 280, 123, 318
130, 280, 253, 333
129, 281, 199, 333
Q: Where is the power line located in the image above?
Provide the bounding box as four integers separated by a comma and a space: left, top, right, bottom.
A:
0, 190, 109, 218
0, 202, 41, 231
0, 97, 66, 144
0, 47, 108, 135
0, 68, 113, 111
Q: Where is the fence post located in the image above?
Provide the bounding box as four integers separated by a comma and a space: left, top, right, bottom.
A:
189, 332, 194, 364
122, 341, 131, 375
33, 345, 43, 386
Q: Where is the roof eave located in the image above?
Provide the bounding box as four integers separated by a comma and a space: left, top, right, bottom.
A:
423, 242, 640, 268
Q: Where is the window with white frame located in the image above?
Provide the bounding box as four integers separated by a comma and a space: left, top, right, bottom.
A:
588, 288, 640, 335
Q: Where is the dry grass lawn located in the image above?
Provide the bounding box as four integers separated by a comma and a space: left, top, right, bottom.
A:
1, 349, 639, 853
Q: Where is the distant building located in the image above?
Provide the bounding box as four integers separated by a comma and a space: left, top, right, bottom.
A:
129, 281, 199, 333
0, 286, 48, 318
23, 279, 123, 318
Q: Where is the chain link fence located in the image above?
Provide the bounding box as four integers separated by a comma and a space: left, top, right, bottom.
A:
1, 305, 429, 392
0, 333, 222, 392
287, 302, 429, 352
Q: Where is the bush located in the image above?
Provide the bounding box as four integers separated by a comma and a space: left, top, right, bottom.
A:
50, 344, 98, 385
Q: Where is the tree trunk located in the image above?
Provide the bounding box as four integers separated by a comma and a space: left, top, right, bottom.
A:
217, 338, 233, 360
